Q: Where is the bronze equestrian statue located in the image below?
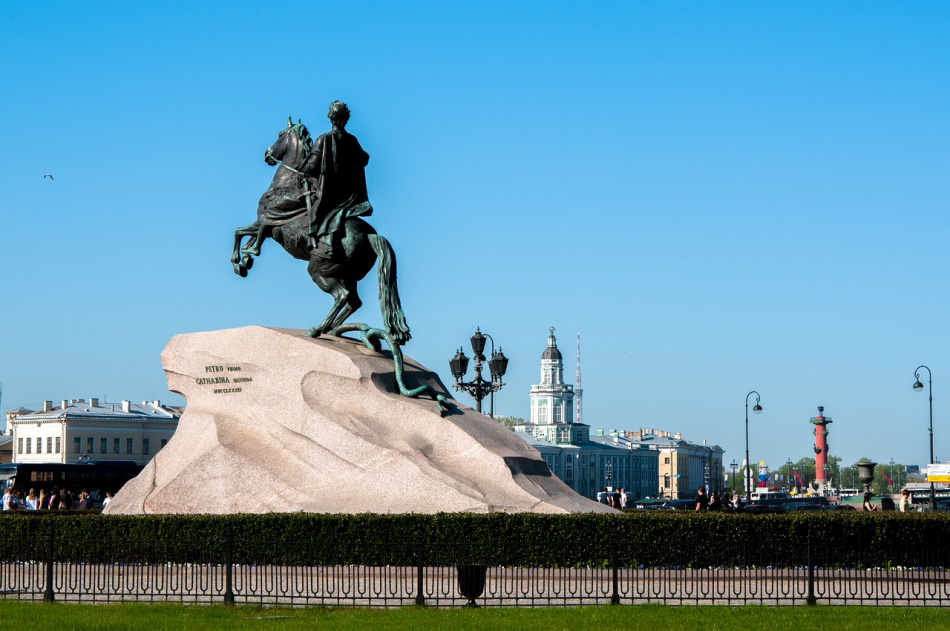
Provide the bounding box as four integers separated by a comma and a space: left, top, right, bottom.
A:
231, 103, 409, 345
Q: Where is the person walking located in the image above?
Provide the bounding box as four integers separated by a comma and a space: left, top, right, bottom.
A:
899, 489, 912, 512
695, 487, 709, 511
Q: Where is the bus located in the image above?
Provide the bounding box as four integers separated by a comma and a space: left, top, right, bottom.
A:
0, 461, 144, 507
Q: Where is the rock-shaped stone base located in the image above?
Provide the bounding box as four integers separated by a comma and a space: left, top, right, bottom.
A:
104, 326, 613, 515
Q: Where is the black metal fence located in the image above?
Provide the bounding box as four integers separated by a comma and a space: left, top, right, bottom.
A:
1, 522, 948, 607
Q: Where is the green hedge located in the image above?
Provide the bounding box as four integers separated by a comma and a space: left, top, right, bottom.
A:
1, 512, 947, 569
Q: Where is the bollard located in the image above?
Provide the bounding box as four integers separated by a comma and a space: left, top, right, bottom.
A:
610, 518, 620, 605
806, 522, 816, 605
223, 523, 234, 606
415, 527, 426, 606
43, 521, 55, 603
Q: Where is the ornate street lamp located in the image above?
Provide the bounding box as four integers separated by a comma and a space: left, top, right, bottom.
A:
449, 328, 508, 417
730, 460, 738, 493
786, 459, 793, 492
913, 365, 936, 511
744, 391, 763, 500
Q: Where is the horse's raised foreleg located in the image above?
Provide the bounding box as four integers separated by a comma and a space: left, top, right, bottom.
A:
232, 223, 260, 277
242, 222, 269, 257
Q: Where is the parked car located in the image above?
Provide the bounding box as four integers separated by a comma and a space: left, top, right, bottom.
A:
658, 499, 698, 510
741, 503, 784, 514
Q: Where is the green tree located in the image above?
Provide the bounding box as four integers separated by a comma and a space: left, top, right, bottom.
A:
494, 416, 523, 431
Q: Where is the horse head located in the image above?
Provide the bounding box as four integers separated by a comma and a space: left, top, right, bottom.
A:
264, 116, 313, 170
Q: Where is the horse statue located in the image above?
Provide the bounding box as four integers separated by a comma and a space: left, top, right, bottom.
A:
231, 118, 410, 345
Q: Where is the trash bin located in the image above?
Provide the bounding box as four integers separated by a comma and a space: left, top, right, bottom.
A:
456, 564, 488, 607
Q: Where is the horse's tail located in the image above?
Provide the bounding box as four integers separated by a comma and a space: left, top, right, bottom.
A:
368, 233, 411, 344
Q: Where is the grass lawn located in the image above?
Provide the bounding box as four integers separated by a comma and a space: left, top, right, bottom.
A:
1, 601, 949, 631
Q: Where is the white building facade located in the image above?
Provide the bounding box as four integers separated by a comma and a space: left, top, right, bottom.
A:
8, 398, 180, 466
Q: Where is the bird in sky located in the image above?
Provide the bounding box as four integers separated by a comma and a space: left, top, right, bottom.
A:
43, 173, 54, 180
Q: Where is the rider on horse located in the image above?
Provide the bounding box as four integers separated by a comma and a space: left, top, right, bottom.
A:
303, 101, 373, 261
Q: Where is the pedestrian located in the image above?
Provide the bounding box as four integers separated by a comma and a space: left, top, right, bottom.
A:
695, 487, 708, 511
708, 491, 723, 511
620, 488, 629, 509
611, 488, 622, 509
899, 489, 912, 513
863, 492, 876, 512
47, 487, 59, 510
74, 489, 91, 510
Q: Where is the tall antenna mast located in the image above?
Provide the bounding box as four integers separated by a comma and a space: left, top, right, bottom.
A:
575, 332, 583, 425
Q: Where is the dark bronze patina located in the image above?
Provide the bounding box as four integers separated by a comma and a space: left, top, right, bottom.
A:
231, 104, 447, 413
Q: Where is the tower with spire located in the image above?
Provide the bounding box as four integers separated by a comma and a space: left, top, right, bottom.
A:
575, 332, 583, 426
521, 327, 587, 444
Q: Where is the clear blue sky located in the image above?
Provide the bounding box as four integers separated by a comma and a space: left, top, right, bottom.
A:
2, 2, 947, 474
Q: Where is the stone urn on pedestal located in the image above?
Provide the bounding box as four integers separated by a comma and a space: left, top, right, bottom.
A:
856, 461, 877, 495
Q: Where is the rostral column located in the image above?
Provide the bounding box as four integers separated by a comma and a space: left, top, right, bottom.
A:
810, 406, 832, 493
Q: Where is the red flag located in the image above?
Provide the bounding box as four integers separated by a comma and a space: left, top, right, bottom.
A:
794, 472, 805, 486
882, 471, 893, 485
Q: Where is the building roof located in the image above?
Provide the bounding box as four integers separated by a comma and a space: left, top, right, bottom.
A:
541, 327, 562, 360
635, 433, 723, 453
9, 399, 179, 423
515, 430, 638, 454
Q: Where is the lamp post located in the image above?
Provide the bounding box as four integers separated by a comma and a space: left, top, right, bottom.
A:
744, 391, 763, 500
605, 459, 613, 491
913, 365, 936, 511
730, 460, 738, 494
449, 328, 508, 417
786, 459, 793, 492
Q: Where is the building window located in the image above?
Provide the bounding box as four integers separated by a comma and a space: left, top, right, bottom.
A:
161, 439, 168, 449
142, 439, 150, 456
127, 438, 134, 455
17, 438, 23, 454
26, 438, 31, 454
664, 457, 670, 464
74, 437, 81, 453
664, 474, 670, 488
36, 438, 42, 454
47, 437, 53, 454
114, 438, 120, 454
87, 437, 94, 454
55, 437, 61, 453
538, 403, 547, 424
554, 405, 562, 423
101, 438, 108, 454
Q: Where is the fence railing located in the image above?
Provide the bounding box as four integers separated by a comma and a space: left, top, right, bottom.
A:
1, 522, 948, 606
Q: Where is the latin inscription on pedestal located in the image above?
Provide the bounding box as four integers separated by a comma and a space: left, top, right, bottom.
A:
195, 365, 252, 394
